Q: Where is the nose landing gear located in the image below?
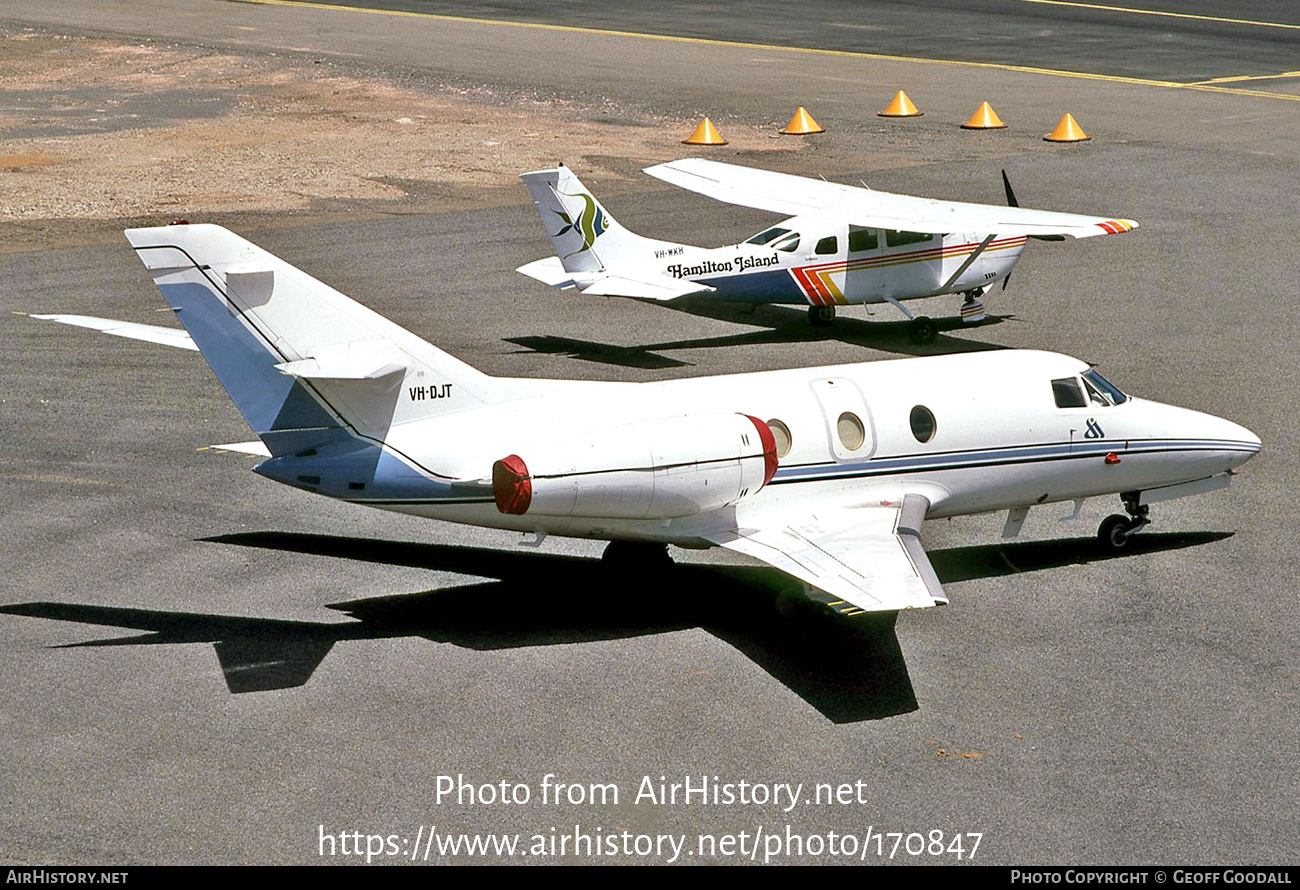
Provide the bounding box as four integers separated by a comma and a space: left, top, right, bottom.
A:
1097, 492, 1151, 550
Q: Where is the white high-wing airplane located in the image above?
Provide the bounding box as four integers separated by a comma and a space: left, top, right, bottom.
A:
38, 224, 1255, 616
517, 159, 1138, 343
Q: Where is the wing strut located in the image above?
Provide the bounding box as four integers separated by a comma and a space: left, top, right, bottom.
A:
939, 234, 996, 294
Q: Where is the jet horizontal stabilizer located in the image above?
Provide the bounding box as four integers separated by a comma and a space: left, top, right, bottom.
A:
31, 314, 198, 351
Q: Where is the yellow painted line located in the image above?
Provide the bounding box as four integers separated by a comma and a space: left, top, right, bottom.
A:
1188, 70, 1300, 85
1003, 0, 1300, 31
240, 0, 1300, 103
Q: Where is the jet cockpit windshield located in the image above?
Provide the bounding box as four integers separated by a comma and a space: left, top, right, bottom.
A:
1082, 369, 1128, 406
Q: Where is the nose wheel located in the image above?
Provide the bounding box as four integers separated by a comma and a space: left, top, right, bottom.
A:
1097, 494, 1151, 550
960, 291, 987, 324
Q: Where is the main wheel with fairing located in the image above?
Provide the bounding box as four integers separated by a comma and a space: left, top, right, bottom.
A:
1098, 514, 1137, 550
908, 316, 937, 344
808, 305, 836, 326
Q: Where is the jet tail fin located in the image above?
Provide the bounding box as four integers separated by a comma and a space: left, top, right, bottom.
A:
125, 223, 498, 455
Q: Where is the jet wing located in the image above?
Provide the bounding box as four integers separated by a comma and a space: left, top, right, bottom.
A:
32, 313, 197, 350
644, 158, 1137, 239
516, 257, 715, 301
705, 494, 946, 615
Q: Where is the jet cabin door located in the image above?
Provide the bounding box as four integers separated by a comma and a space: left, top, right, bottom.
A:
810, 377, 876, 461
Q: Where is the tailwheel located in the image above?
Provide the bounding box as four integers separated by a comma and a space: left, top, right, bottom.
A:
601, 540, 674, 571
809, 305, 836, 326
908, 315, 937, 344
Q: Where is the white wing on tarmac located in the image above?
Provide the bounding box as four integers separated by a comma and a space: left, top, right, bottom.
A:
705, 493, 946, 615
32, 314, 198, 350
644, 158, 1138, 239
516, 256, 715, 301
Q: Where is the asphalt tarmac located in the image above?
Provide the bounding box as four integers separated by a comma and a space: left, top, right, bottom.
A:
1, 0, 1296, 866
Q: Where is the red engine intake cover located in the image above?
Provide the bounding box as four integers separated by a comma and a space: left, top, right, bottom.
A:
743, 415, 779, 486
492, 454, 532, 515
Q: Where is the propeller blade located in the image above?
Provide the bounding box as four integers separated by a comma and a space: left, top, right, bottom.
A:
1001, 169, 1019, 208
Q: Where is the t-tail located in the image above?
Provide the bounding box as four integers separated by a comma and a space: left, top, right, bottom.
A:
126, 223, 500, 459
517, 165, 710, 300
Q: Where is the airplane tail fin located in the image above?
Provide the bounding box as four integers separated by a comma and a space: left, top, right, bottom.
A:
126, 223, 498, 455
519, 165, 665, 276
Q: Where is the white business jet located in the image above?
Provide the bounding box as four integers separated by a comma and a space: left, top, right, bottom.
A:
517, 159, 1137, 343
38, 224, 1254, 616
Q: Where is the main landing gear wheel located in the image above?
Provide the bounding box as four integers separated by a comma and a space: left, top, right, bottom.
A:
908, 316, 937, 344
809, 305, 836, 326
601, 540, 674, 571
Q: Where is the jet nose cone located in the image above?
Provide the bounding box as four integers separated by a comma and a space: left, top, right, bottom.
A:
1214, 416, 1261, 468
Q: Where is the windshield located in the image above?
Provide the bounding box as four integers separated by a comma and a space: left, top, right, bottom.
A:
1082, 369, 1128, 405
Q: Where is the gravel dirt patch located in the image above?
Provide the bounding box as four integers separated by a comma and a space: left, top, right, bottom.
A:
0, 27, 801, 250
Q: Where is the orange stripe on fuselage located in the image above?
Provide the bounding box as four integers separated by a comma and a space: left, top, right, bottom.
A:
789, 237, 1027, 304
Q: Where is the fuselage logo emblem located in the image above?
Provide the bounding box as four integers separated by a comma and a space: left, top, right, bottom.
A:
1084, 418, 1105, 439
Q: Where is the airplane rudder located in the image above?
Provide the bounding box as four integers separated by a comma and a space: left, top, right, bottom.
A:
520, 165, 613, 272
125, 224, 345, 447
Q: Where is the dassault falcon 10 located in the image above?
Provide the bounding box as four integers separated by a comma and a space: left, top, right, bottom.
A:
36, 223, 1255, 615
517, 159, 1137, 343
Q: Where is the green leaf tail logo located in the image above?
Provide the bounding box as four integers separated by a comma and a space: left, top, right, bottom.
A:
552, 190, 609, 258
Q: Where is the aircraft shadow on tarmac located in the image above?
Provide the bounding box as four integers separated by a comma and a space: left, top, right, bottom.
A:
0, 530, 1227, 724
506, 302, 1011, 369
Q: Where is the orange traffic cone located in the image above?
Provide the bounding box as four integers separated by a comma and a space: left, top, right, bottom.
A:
1044, 113, 1090, 142
878, 90, 922, 117
961, 101, 1007, 130
682, 117, 728, 145
780, 106, 825, 135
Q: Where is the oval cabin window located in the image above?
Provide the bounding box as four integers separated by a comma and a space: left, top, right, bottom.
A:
910, 405, 936, 443
837, 412, 866, 452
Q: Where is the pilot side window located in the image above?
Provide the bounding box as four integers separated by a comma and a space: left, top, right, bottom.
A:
815, 236, 838, 255
772, 233, 801, 252
745, 227, 791, 246
1052, 377, 1087, 409
885, 230, 935, 248
848, 229, 878, 252
1082, 376, 1111, 407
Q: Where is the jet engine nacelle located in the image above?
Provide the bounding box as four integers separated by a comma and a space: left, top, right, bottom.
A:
493, 413, 777, 519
